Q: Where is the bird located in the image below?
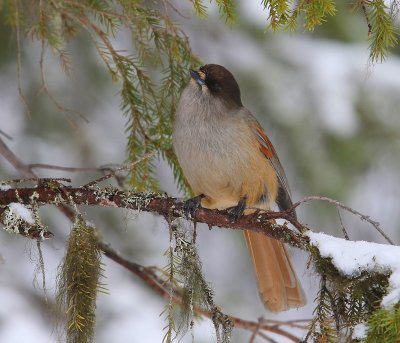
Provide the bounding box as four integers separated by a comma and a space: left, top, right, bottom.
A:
172, 63, 306, 312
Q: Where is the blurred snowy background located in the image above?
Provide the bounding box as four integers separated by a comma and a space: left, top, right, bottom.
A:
1, 1, 400, 342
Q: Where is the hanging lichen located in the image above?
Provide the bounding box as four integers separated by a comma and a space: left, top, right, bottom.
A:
161, 221, 232, 343
56, 217, 105, 343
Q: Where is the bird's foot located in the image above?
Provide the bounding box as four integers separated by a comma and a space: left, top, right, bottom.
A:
227, 197, 247, 222
183, 194, 205, 218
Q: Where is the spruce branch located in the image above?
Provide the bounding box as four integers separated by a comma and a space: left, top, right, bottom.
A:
353, 0, 399, 63
190, 0, 236, 23
5, 0, 198, 192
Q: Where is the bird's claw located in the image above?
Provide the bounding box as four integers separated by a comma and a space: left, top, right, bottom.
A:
227, 197, 247, 222
183, 194, 204, 218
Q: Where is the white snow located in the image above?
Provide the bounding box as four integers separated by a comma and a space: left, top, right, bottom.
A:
0, 184, 11, 191
352, 323, 367, 340
9, 203, 35, 225
307, 231, 400, 308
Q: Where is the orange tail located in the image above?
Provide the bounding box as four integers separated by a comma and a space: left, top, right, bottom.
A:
244, 230, 306, 312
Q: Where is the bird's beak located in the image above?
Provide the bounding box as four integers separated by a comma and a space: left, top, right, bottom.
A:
190, 69, 206, 86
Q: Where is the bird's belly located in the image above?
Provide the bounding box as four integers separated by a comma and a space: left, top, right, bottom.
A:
175, 136, 277, 209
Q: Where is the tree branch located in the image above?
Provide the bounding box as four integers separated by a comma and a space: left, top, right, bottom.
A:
0, 185, 309, 249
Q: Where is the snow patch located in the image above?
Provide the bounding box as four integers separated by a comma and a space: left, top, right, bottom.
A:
352, 323, 367, 340
9, 203, 35, 225
307, 231, 400, 308
0, 184, 11, 191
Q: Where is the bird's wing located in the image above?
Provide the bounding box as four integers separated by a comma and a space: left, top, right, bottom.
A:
245, 115, 295, 214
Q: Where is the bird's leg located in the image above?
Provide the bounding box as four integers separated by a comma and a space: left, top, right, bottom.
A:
227, 197, 247, 222
183, 194, 205, 218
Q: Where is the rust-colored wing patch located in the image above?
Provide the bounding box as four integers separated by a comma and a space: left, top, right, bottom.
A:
254, 126, 275, 158
250, 122, 294, 213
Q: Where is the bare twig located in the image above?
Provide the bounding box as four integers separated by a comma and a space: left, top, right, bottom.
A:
0, 130, 13, 141
248, 318, 262, 343
36, 240, 48, 303
262, 318, 311, 329
292, 196, 394, 245
28, 163, 121, 173
361, 1, 372, 36
163, 0, 191, 19
14, 0, 31, 117
38, 39, 89, 126
257, 332, 278, 342
337, 208, 350, 240
83, 151, 156, 187
0, 137, 36, 178
0, 136, 75, 223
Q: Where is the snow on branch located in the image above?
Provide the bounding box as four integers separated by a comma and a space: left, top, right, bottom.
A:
308, 231, 400, 309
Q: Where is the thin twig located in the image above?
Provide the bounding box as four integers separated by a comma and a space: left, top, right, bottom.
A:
28, 163, 116, 173
163, 0, 191, 19
38, 39, 88, 126
248, 318, 262, 343
292, 196, 394, 245
361, 1, 372, 36
263, 318, 311, 329
0, 137, 36, 178
0, 137, 75, 221
14, 0, 31, 117
257, 332, 278, 342
83, 151, 156, 187
337, 208, 350, 240
0, 130, 13, 141
36, 240, 48, 304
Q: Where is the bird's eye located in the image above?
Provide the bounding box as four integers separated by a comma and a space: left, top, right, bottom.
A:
208, 81, 222, 92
